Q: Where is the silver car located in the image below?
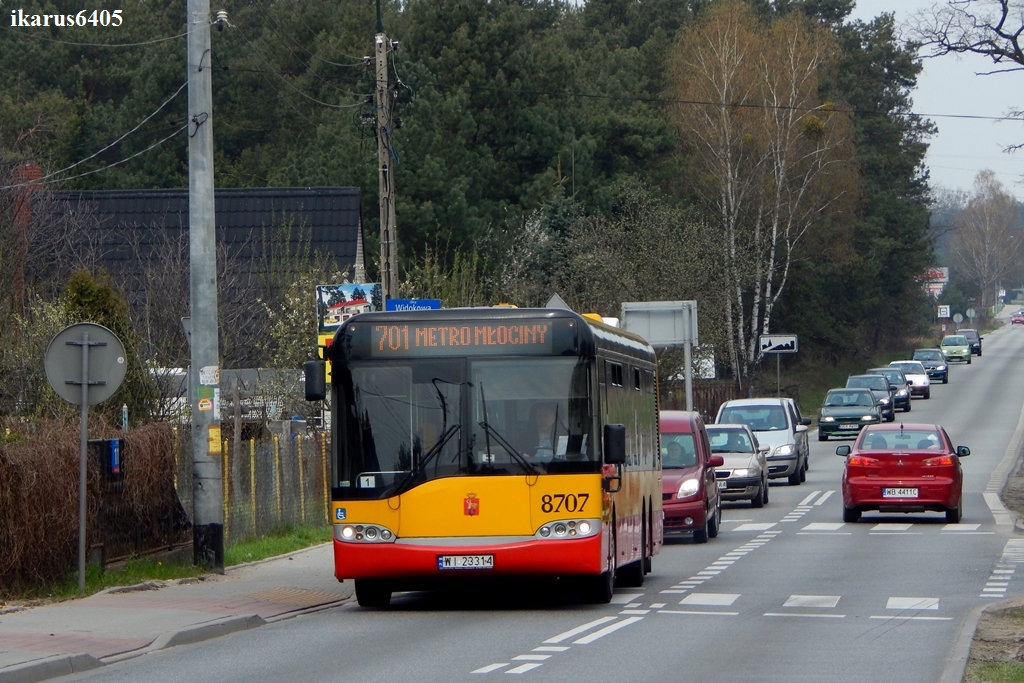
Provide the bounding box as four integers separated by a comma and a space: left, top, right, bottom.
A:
707, 424, 769, 507
888, 360, 931, 399
715, 398, 809, 485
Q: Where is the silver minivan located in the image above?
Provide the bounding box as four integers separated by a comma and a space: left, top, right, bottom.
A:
715, 398, 810, 485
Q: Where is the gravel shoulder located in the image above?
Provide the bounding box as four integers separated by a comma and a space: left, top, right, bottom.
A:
965, 457, 1024, 680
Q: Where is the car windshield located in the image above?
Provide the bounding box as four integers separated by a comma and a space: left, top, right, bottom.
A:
874, 370, 903, 385
891, 361, 926, 375
718, 405, 788, 431
959, 330, 979, 341
661, 433, 698, 468
846, 376, 886, 391
942, 336, 967, 346
707, 429, 754, 453
824, 391, 874, 407
859, 429, 943, 451
913, 350, 943, 361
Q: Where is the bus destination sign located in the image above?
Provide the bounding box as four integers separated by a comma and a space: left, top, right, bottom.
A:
367, 321, 555, 357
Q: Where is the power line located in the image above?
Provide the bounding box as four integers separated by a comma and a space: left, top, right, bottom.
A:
414, 82, 1024, 122
229, 9, 373, 101
232, 23, 368, 109
0, 23, 202, 48
1, 124, 187, 188
1, 78, 190, 189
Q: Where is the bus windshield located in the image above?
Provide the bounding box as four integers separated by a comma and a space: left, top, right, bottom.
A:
337, 357, 596, 497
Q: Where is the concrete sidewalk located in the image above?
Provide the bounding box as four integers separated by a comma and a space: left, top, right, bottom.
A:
0, 543, 351, 683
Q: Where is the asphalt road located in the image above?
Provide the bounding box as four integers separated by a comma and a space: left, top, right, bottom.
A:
58, 324, 1024, 683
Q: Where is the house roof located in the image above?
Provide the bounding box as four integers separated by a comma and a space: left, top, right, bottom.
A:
56, 186, 364, 277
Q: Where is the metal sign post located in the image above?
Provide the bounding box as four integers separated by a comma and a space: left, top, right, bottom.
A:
44, 323, 126, 593
759, 335, 798, 399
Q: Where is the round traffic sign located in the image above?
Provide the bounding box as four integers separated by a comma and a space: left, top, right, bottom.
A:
966, 308, 976, 319
44, 323, 127, 405
953, 313, 964, 324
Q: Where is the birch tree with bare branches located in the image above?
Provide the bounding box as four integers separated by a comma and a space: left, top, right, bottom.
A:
667, 1, 856, 383
911, 0, 1024, 150
949, 170, 1023, 309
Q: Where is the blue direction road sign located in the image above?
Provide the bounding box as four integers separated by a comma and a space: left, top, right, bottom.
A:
386, 298, 442, 312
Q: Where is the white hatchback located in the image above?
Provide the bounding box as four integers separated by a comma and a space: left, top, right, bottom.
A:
888, 360, 931, 400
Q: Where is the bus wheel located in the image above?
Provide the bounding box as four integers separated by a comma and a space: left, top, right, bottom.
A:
355, 579, 392, 608
579, 534, 615, 604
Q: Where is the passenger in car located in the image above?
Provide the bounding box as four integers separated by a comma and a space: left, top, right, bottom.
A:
866, 435, 888, 450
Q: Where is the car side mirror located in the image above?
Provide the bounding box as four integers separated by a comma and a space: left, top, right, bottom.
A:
907, 379, 913, 385
801, 417, 811, 426
836, 445, 851, 456
708, 455, 725, 468
956, 446, 970, 457
795, 425, 808, 434
758, 445, 770, 455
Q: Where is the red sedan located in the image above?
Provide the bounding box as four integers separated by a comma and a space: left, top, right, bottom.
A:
836, 423, 970, 523
1012, 313, 1024, 325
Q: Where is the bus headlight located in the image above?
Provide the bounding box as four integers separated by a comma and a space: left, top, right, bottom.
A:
535, 519, 600, 540
334, 524, 397, 543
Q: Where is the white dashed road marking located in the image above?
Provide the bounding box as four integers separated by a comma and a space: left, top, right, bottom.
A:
680, 593, 740, 606
784, 595, 840, 608
572, 617, 644, 645
506, 663, 544, 674
887, 597, 939, 610
543, 616, 618, 644
473, 664, 509, 674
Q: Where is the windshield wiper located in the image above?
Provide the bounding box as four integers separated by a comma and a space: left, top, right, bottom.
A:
478, 420, 538, 474
393, 424, 461, 496
479, 382, 537, 474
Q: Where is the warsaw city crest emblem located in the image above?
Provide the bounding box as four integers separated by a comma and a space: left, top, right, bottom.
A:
464, 493, 480, 516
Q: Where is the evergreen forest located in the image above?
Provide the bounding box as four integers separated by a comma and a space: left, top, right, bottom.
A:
0, 0, 942, 396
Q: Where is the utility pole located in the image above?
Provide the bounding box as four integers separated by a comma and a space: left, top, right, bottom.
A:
187, 0, 223, 572
375, 3, 398, 302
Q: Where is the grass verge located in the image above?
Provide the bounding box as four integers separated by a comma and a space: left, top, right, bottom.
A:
2, 524, 331, 604
966, 663, 1024, 683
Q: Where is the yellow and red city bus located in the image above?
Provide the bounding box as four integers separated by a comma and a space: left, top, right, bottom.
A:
304, 307, 661, 606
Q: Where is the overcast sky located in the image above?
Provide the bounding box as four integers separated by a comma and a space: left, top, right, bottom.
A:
848, 0, 1023, 200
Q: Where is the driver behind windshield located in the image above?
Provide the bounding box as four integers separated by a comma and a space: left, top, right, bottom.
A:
523, 402, 558, 461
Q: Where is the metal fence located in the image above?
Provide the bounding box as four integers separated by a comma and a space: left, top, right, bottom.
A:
173, 424, 331, 544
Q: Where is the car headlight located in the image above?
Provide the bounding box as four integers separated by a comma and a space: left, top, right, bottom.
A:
772, 444, 796, 457
862, 415, 877, 421
896, 389, 908, 397
677, 478, 700, 498
936, 365, 946, 371
820, 416, 835, 422
879, 397, 890, 405
732, 468, 750, 477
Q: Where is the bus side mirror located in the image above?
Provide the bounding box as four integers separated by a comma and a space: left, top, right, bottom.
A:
304, 360, 327, 401
604, 424, 626, 464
